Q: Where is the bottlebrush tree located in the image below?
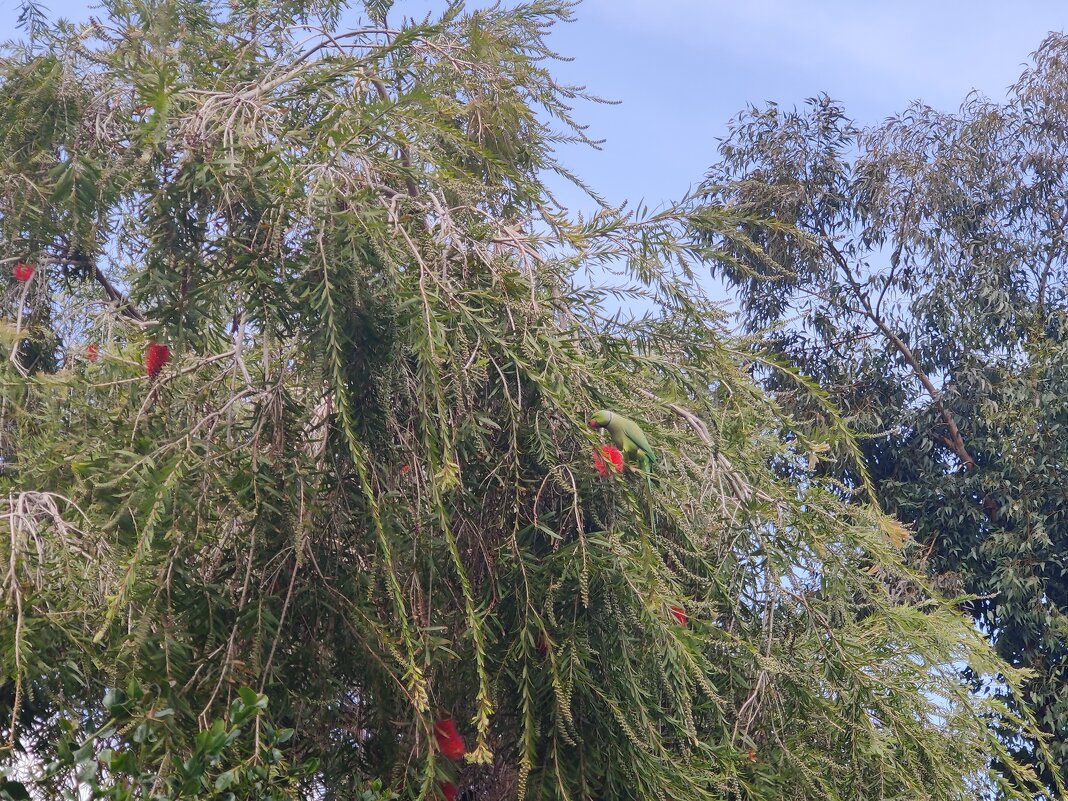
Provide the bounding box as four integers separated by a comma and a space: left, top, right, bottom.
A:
0, 1, 1057, 800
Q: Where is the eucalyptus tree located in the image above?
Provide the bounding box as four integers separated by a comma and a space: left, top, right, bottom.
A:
0, 1, 1057, 800
696, 31, 1068, 795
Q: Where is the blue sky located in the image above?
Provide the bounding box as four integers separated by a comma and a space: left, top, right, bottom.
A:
542, 0, 1067, 216
2, 0, 1064, 235
3, 0, 1063, 210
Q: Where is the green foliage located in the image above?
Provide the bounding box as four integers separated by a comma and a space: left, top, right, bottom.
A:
22, 683, 312, 799
0, 2, 1059, 800
696, 31, 1068, 797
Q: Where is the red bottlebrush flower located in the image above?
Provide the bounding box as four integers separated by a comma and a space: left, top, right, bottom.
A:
746, 747, 757, 763
13, 263, 34, 282
400, 464, 411, 474
86, 344, 99, 363
433, 719, 466, 760
144, 342, 170, 378
593, 445, 624, 477
671, 606, 688, 626
440, 782, 457, 801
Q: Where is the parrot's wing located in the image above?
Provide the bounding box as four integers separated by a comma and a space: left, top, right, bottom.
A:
607, 429, 629, 453
623, 420, 655, 462
618, 435, 640, 459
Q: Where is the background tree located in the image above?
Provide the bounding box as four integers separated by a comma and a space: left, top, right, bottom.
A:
696, 32, 1068, 795
0, 1, 1058, 800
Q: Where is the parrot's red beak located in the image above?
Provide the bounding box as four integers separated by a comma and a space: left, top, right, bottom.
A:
588, 420, 597, 428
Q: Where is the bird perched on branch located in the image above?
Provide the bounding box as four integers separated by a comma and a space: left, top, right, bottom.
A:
588, 410, 655, 473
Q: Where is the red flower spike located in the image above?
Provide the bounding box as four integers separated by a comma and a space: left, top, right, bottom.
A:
13, 263, 34, 282
593, 445, 624, 477
86, 344, 99, 363
440, 782, 457, 801
433, 719, 466, 760
671, 606, 688, 626
747, 747, 757, 763
144, 342, 170, 378
400, 464, 411, 474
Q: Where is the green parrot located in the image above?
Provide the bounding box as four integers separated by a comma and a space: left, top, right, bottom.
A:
588, 409, 655, 472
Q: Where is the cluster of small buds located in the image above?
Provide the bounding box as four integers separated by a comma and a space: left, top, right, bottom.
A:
434, 718, 466, 760
593, 444, 624, 477
434, 718, 466, 801
12, 260, 175, 379
144, 342, 170, 378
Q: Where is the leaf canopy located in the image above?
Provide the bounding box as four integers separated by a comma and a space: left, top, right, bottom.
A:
0, 2, 1057, 800
696, 31, 1068, 797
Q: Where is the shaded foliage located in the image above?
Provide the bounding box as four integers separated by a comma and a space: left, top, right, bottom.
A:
696, 31, 1068, 797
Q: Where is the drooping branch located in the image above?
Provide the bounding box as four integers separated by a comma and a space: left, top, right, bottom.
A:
91, 263, 146, 323
371, 78, 420, 198
44, 252, 147, 324
1036, 206, 1068, 316
824, 239, 977, 469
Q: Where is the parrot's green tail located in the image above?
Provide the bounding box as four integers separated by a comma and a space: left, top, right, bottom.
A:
639, 454, 655, 535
